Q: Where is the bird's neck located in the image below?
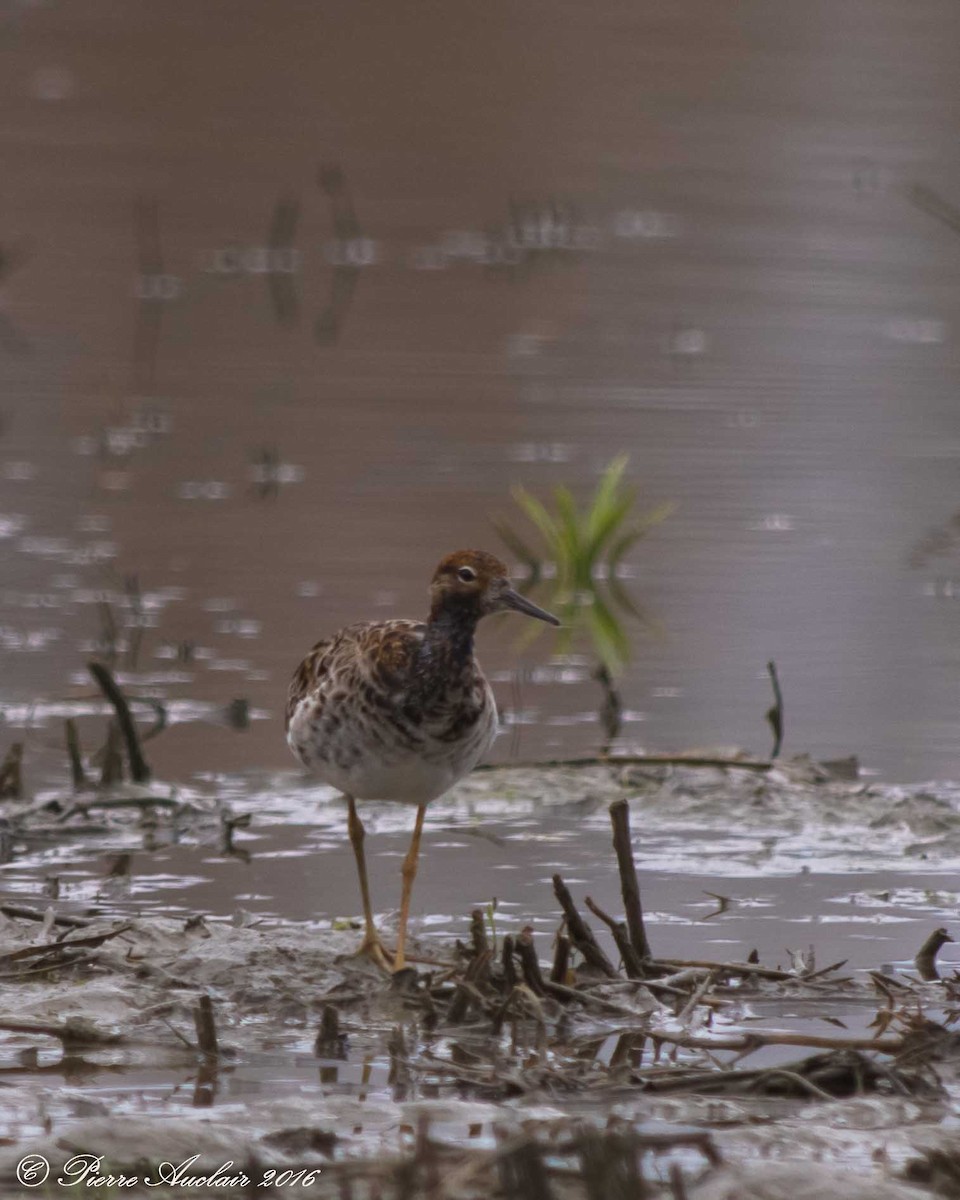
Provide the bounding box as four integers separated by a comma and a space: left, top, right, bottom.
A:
420, 604, 479, 682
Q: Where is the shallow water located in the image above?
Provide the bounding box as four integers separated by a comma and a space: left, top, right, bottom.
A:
6, 765, 960, 981
4, 3, 960, 785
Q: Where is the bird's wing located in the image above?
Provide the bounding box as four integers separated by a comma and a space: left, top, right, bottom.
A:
285, 635, 334, 730
285, 620, 426, 729
358, 620, 427, 691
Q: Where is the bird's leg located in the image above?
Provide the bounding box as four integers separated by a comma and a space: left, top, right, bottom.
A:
346, 795, 393, 970
394, 804, 427, 971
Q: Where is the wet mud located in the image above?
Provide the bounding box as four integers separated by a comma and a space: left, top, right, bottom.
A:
2, 760, 960, 1197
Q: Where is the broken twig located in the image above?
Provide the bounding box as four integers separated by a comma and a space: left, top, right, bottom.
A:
552, 875, 619, 978
193, 993, 219, 1058
0, 742, 23, 799
766, 660, 784, 759
915, 926, 954, 982
585, 895, 646, 979
65, 718, 88, 791
88, 660, 151, 783
609, 799, 651, 960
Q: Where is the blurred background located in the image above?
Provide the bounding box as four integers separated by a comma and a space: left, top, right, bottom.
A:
4, 0, 960, 785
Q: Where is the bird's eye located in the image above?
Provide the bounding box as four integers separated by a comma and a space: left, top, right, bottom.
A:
457, 566, 477, 583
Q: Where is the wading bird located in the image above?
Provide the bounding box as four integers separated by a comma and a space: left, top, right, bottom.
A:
286, 549, 559, 970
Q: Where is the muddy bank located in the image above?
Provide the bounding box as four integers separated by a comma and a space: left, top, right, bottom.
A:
2, 760, 960, 1197
0, 905, 956, 1199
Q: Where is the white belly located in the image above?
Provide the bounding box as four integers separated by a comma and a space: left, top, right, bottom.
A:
287, 688, 498, 805
313, 754, 467, 805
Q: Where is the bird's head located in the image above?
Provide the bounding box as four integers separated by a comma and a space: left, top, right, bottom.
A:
429, 549, 560, 627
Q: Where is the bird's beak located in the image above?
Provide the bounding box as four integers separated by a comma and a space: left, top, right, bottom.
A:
498, 587, 561, 626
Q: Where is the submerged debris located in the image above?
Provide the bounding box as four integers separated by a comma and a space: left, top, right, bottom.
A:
638, 1047, 942, 1101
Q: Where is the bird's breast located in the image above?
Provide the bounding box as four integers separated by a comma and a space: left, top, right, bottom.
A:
287, 671, 497, 804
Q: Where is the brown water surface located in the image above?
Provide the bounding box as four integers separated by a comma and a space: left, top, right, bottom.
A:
3, 2, 960, 783
4, 4, 960, 972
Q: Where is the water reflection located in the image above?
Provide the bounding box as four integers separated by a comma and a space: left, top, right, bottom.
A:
495, 455, 673, 745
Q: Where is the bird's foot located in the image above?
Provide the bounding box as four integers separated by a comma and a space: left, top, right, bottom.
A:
355, 931, 397, 972
354, 930, 445, 975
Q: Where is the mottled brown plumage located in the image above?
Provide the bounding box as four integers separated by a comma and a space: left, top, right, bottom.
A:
286, 549, 559, 971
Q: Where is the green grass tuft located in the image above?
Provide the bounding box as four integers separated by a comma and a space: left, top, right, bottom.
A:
493, 455, 674, 675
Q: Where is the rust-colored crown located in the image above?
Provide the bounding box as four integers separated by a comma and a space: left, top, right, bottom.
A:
431, 549, 509, 586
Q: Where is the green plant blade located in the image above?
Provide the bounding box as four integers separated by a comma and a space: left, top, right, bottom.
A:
491, 517, 542, 582
607, 501, 677, 568
585, 592, 631, 674
511, 485, 561, 552
585, 455, 629, 542
606, 573, 666, 637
